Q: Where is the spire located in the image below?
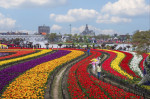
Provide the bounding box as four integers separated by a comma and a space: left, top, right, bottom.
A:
85, 24, 88, 30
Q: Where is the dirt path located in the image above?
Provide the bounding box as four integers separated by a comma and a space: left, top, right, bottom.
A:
45, 54, 88, 99
51, 66, 67, 99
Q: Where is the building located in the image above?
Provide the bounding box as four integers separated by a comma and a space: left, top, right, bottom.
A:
0, 34, 45, 41
38, 25, 50, 34
0, 32, 28, 35
80, 24, 95, 36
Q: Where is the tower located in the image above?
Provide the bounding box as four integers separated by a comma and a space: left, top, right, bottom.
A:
85, 24, 89, 32
38, 25, 50, 34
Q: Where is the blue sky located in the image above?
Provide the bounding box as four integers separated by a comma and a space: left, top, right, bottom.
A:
0, 0, 149, 35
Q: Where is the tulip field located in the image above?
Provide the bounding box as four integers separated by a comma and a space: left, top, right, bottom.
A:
0, 48, 150, 98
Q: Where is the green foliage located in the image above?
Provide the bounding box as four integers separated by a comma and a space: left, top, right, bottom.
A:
95, 34, 110, 40
132, 30, 150, 54
45, 33, 57, 42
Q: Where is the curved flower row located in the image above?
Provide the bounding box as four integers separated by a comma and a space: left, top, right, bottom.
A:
68, 50, 108, 98
117, 50, 140, 78
128, 51, 143, 77
67, 55, 88, 98
68, 49, 142, 98
0, 49, 52, 93
1, 50, 84, 98
140, 53, 149, 71
0, 49, 51, 66
91, 76, 143, 99
76, 51, 108, 98
97, 49, 127, 79
0, 50, 35, 60
109, 50, 134, 80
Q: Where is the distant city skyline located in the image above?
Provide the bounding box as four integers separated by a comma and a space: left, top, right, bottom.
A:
0, 0, 149, 35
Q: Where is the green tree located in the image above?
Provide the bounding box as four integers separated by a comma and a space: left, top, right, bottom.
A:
132, 30, 150, 54
95, 34, 110, 40
45, 33, 57, 42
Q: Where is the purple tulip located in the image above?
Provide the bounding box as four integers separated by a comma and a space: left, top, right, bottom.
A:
0, 50, 71, 94
0, 53, 9, 57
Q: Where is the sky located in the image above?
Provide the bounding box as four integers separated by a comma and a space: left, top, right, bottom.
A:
0, 0, 149, 35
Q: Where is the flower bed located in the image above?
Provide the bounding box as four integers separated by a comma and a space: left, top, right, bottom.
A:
96, 49, 128, 79
91, 76, 143, 99
0, 49, 51, 67
128, 51, 143, 77
140, 53, 149, 71
1, 50, 84, 98
0, 50, 64, 95
0, 50, 35, 60
109, 50, 133, 80
68, 50, 108, 98
68, 49, 143, 98
117, 50, 140, 78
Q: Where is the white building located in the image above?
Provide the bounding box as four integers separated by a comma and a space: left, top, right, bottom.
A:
0, 34, 45, 41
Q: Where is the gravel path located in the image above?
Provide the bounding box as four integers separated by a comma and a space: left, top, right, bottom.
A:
44, 53, 87, 99
52, 66, 67, 99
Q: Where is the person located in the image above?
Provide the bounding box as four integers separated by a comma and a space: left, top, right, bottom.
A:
96, 57, 101, 67
97, 64, 102, 79
52, 45, 53, 50
92, 61, 96, 71
57, 46, 58, 51
87, 48, 90, 56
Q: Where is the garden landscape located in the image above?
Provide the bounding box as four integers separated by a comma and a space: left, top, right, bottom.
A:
0, 0, 150, 98
0, 30, 150, 99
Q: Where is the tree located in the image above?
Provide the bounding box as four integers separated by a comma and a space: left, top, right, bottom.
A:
132, 30, 150, 54
95, 34, 110, 40
79, 36, 83, 43
45, 33, 57, 42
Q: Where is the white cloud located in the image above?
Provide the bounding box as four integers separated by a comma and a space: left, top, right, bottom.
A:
96, 14, 131, 23
0, 0, 67, 8
72, 25, 116, 35
50, 14, 76, 22
101, 0, 149, 16
50, 8, 99, 22
0, 13, 16, 30
51, 24, 62, 30
0, 0, 25, 8
30, 0, 49, 5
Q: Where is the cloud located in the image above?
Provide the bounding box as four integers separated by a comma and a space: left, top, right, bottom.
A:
96, 14, 131, 23
72, 25, 116, 35
50, 14, 76, 22
50, 8, 99, 22
101, 0, 149, 16
0, 13, 16, 30
0, 0, 67, 8
51, 24, 62, 30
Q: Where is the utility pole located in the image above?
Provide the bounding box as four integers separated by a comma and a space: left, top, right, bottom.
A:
69, 24, 71, 34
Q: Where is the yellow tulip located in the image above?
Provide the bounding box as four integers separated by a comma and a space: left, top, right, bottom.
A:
2, 50, 84, 98
0, 49, 52, 66
103, 49, 133, 80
